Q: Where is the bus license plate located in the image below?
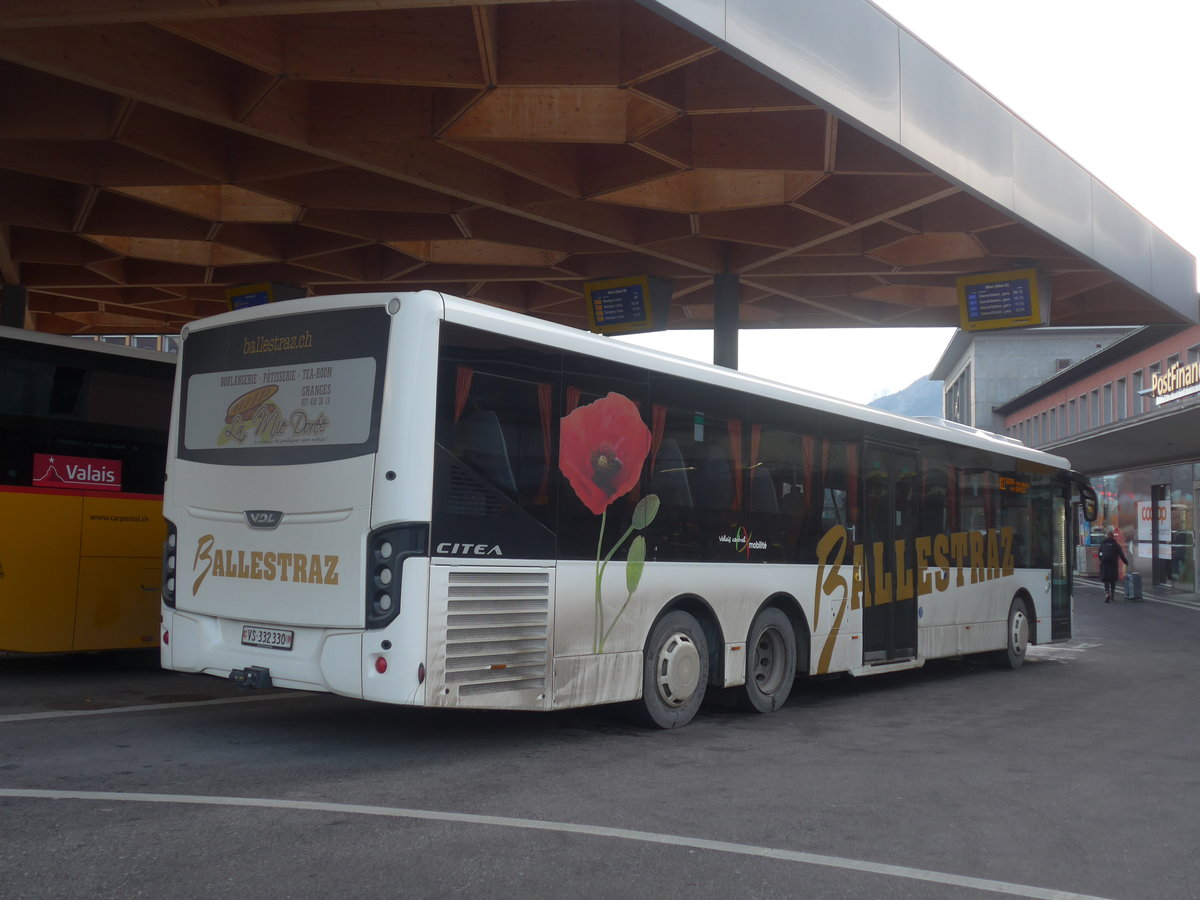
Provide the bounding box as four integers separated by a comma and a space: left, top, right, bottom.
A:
241, 625, 294, 651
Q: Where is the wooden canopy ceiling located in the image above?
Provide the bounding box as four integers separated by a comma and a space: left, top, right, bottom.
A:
0, 0, 1183, 335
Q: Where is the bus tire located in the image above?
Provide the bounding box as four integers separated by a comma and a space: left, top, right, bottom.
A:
739, 607, 796, 713
998, 595, 1030, 670
633, 610, 709, 729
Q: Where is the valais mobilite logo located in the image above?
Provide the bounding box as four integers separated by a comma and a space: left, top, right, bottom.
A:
33, 453, 122, 492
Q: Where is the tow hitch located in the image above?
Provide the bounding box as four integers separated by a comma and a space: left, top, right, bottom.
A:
230, 665, 273, 689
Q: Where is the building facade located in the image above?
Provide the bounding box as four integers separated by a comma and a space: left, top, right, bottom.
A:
930, 328, 1134, 434
995, 325, 1200, 594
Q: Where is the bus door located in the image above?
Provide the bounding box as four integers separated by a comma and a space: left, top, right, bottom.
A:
862, 444, 918, 662
1050, 491, 1070, 640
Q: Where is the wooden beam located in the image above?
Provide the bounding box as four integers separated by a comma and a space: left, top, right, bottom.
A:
284, 8, 485, 87
157, 16, 286, 74
0, 1, 556, 29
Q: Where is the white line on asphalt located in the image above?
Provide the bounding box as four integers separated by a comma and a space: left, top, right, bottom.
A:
0, 692, 306, 724
0, 788, 1116, 900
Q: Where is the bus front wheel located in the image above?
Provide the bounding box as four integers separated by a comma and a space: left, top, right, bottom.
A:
998, 596, 1030, 670
633, 610, 709, 729
739, 607, 796, 713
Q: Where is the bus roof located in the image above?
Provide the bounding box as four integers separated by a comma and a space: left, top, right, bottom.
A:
438, 293, 1072, 472
182, 290, 1074, 472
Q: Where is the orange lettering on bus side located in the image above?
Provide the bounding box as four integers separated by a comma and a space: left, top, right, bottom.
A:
968, 531, 985, 584
871, 541, 892, 606
986, 529, 1000, 580
949, 532, 969, 586
914, 536, 933, 597
894, 539, 914, 602
933, 533, 951, 592
1001, 527, 1016, 576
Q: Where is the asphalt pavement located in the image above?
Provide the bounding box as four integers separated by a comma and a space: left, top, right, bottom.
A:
2, 582, 1199, 900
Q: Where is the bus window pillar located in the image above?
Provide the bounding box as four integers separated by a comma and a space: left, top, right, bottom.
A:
713, 273, 739, 370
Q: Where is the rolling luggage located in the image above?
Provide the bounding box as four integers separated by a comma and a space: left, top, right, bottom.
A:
1124, 571, 1143, 602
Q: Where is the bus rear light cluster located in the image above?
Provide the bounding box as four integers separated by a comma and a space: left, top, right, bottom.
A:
365, 523, 428, 629
162, 522, 178, 608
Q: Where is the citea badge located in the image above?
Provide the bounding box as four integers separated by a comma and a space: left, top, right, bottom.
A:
33, 453, 122, 491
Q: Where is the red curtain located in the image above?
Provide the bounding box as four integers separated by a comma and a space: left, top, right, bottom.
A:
650, 404, 667, 469
727, 419, 743, 511
454, 366, 473, 422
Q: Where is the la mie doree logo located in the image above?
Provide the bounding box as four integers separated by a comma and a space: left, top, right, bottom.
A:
218, 383, 331, 445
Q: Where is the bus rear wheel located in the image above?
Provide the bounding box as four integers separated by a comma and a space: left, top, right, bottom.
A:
998, 596, 1030, 670
633, 610, 709, 729
739, 607, 796, 713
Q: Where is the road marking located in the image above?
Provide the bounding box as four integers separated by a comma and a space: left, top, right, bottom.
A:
0, 788, 1115, 900
0, 692, 304, 724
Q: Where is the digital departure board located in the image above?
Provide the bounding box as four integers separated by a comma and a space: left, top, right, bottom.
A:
584, 275, 670, 336
956, 268, 1043, 332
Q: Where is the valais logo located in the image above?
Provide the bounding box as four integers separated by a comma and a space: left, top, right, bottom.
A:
33, 453, 122, 492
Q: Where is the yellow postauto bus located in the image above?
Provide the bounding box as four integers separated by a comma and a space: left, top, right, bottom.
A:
0, 326, 174, 653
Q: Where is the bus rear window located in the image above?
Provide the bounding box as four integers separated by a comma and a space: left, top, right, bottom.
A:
177, 307, 388, 466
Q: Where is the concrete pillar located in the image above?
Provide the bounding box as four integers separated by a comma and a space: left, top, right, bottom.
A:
1, 284, 26, 328
713, 273, 739, 370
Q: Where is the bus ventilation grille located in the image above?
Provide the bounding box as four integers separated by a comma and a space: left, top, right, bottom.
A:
445, 570, 550, 697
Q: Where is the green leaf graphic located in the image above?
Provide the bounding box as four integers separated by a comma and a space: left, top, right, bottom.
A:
626, 535, 646, 593
631, 493, 660, 530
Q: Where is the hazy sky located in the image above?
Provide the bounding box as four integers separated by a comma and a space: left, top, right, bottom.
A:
626, 0, 1200, 405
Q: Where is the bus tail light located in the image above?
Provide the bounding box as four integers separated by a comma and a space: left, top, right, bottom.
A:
162, 522, 178, 608
365, 523, 428, 629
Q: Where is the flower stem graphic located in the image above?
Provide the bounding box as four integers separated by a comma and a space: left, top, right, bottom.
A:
593, 496, 658, 653
557, 393, 658, 653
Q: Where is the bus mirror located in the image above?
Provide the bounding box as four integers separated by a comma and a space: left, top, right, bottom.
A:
1080, 484, 1098, 522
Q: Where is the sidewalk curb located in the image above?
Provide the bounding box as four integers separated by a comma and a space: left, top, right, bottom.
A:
1077, 577, 1200, 610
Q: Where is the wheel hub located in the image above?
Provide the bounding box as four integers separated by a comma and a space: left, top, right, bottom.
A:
751, 626, 786, 694
1011, 610, 1029, 656
655, 633, 700, 708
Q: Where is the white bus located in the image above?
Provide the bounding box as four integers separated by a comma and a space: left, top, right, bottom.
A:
160, 292, 1096, 727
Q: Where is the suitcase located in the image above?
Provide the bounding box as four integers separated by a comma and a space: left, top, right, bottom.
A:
1124, 571, 1143, 602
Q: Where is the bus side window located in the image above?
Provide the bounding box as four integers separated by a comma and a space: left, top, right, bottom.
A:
652, 438, 693, 508
458, 410, 518, 498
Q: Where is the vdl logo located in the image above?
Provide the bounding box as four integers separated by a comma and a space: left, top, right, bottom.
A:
245, 510, 283, 530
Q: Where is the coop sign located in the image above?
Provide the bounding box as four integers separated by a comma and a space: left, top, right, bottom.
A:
1152, 359, 1200, 406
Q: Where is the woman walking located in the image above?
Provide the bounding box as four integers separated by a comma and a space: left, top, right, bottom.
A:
1098, 527, 1129, 603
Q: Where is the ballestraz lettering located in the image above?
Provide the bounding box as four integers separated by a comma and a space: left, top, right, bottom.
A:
192, 534, 339, 596
242, 331, 314, 355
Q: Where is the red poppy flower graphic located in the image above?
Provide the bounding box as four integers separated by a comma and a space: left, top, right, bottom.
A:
560, 393, 651, 516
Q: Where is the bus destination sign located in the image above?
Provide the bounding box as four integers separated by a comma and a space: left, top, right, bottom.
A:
956, 268, 1042, 332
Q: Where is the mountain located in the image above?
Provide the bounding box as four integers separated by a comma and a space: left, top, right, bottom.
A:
867, 376, 943, 418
